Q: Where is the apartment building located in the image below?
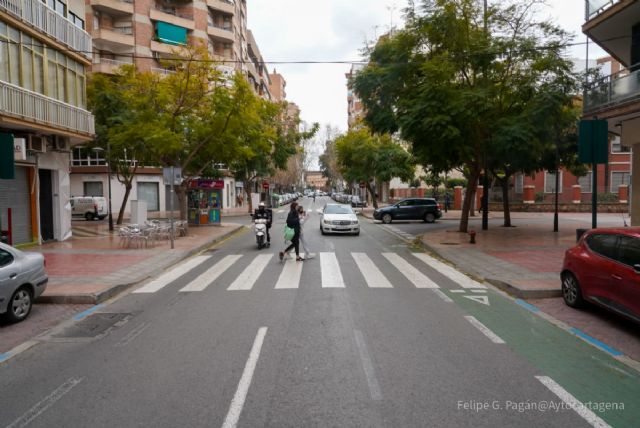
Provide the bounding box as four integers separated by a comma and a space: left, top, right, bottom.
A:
345, 63, 365, 129
0, 0, 95, 244
582, 0, 640, 225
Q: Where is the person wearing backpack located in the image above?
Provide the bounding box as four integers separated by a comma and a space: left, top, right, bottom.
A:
280, 202, 304, 261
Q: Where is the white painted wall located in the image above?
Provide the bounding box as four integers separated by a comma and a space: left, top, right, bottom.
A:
38, 151, 72, 241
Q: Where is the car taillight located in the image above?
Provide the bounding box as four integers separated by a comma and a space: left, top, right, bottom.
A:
436, 203, 441, 210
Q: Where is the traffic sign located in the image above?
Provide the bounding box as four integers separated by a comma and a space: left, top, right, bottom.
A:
262, 181, 269, 189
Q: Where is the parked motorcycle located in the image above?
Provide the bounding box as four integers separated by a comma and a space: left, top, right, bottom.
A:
254, 218, 268, 249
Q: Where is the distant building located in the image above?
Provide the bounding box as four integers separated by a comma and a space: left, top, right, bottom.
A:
345, 63, 366, 129
305, 171, 327, 190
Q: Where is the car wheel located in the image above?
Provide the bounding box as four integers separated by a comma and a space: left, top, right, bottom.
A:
382, 213, 392, 224
354, 230, 360, 236
5, 286, 33, 323
561, 272, 584, 308
320, 226, 325, 235
424, 213, 436, 223
85, 212, 94, 221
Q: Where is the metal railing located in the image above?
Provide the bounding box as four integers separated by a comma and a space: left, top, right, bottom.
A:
151, 67, 175, 75
113, 25, 133, 35
94, 57, 133, 66
584, 68, 640, 113
585, 0, 622, 20
155, 5, 193, 20
0, 0, 92, 58
0, 80, 95, 134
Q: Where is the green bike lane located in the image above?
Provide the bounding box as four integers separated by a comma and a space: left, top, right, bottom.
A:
435, 271, 640, 427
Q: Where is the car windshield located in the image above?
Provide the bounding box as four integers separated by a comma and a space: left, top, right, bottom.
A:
324, 204, 353, 215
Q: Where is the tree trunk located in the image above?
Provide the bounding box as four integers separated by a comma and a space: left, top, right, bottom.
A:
244, 186, 253, 213
459, 166, 480, 233
500, 178, 512, 227
366, 182, 378, 209
175, 184, 188, 221
117, 184, 132, 225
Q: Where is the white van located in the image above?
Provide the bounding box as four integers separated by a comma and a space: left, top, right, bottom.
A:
70, 196, 108, 221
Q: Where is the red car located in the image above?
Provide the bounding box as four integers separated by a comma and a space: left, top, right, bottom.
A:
561, 228, 640, 324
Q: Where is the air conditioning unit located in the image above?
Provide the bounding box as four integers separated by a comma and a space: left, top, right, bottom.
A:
27, 135, 46, 153
52, 135, 69, 151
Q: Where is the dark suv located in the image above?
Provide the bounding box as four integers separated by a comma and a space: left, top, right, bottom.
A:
373, 198, 442, 224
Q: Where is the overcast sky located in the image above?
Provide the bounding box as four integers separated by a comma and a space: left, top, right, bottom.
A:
248, 0, 604, 132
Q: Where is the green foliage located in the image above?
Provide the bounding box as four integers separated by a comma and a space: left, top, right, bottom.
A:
446, 178, 467, 188
597, 193, 619, 203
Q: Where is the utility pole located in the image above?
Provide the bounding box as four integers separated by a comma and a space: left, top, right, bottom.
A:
482, 0, 489, 231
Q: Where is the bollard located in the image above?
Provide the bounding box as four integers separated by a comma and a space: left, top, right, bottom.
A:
468, 230, 476, 244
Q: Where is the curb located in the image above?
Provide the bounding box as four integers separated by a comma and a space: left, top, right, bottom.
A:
36, 224, 246, 305
418, 237, 561, 300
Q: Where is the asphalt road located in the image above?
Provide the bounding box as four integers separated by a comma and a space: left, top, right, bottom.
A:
1, 197, 638, 427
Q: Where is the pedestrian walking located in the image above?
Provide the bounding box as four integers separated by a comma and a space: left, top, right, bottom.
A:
280, 202, 303, 261
444, 193, 450, 213
297, 205, 314, 259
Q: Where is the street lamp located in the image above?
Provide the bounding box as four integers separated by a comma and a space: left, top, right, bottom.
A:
92, 144, 114, 231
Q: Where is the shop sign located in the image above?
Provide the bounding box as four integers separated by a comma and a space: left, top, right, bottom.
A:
14, 138, 26, 161
189, 179, 225, 189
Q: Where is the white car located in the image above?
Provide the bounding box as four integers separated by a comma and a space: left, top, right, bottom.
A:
320, 204, 360, 236
0, 242, 48, 323
71, 196, 108, 221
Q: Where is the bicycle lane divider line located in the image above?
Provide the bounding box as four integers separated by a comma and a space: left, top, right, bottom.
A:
72, 304, 105, 321
447, 287, 640, 426
222, 327, 268, 428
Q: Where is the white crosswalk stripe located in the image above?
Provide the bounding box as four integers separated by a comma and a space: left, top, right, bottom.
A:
412, 253, 486, 289
180, 255, 242, 292
275, 257, 304, 289
133, 255, 211, 293
320, 252, 345, 288
352, 253, 393, 288
382, 253, 439, 289
227, 254, 273, 291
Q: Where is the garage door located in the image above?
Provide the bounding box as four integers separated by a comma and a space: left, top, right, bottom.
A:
0, 166, 32, 244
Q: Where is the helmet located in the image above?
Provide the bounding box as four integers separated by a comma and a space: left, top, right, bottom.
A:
258, 202, 265, 209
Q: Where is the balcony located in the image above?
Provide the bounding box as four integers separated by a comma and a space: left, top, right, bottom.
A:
0, 80, 94, 135
584, 69, 640, 116
583, 0, 640, 67
207, 24, 234, 43
0, 0, 92, 59
90, 0, 134, 16
150, 6, 195, 30
92, 27, 134, 49
92, 57, 133, 74
206, 0, 234, 15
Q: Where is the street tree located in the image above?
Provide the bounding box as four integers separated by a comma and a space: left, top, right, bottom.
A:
353, 0, 578, 232
335, 128, 415, 209
318, 125, 344, 190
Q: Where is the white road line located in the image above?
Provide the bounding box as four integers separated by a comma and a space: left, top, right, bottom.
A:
451, 290, 466, 293
320, 252, 346, 288
180, 255, 242, 292
315, 209, 323, 213
275, 257, 303, 289
464, 316, 505, 344
432, 289, 453, 303
382, 253, 439, 289
133, 255, 210, 293
277, 210, 284, 213
352, 253, 393, 288
221, 327, 268, 428
227, 254, 273, 290
412, 253, 487, 289
6, 377, 84, 428
535, 376, 611, 428
354, 330, 382, 400
115, 322, 150, 347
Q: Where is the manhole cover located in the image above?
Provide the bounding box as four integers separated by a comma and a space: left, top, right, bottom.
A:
54, 313, 130, 339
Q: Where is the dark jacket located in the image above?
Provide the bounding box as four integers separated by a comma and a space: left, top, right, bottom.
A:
286, 209, 300, 231
254, 208, 272, 225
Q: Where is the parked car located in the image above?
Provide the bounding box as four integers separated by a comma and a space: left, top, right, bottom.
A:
0, 242, 48, 323
351, 195, 367, 208
561, 228, 640, 324
320, 204, 360, 235
70, 196, 108, 221
373, 198, 442, 224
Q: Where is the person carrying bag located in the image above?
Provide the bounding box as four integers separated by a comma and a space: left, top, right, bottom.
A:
280, 202, 303, 261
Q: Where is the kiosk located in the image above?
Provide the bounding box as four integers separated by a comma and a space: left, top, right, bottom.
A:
187, 179, 223, 226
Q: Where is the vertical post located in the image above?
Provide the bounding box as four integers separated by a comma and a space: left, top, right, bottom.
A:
482, 0, 489, 231
592, 163, 598, 229
554, 137, 560, 232
107, 140, 113, 232
170, 166, 175, 249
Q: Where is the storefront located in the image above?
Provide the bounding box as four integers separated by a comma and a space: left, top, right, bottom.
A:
187, 179, 223, 226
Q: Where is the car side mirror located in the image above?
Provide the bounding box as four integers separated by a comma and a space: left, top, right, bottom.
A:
634, 264, 640, 274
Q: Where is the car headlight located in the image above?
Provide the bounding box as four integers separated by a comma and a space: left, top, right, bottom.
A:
323, 219, 330, 224
351, 221, 358, 225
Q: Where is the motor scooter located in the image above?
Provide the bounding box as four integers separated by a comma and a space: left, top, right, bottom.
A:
254, 218, 268, 249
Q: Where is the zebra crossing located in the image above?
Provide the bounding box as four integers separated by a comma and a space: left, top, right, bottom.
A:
133, 251, 485, 294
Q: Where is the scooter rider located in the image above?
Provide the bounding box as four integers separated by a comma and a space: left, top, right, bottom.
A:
254, 202, 272, 246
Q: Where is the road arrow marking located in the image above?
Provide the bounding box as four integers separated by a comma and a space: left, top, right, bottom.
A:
464, 295, 490, 306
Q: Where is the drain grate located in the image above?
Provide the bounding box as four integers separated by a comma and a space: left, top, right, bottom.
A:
54, 313, 130, 338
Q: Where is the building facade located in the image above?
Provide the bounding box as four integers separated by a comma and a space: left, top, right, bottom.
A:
582, 0, 640, 225
345, 63, 365, 129
0, 0, 95, 245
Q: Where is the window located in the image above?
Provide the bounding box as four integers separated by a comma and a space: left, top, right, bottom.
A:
586, 234, 619, 260
69, 12, 85, 29
544, 171, 562, 193
84, 181, 103, 197
618, 236, 640, 267
515, 173, 523, 194
578, 172, 592, 193
156, 22, 187, 45
611, 172, 630, 193
137, 182, 159, 211
611, 136, 630, 153
0, 249, 14, 268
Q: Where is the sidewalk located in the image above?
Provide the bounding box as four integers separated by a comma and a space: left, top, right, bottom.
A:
32, 221, 245, 304
362, 208, 630, 298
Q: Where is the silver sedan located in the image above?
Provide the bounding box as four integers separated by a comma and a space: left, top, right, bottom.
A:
0, 242, 48, 323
